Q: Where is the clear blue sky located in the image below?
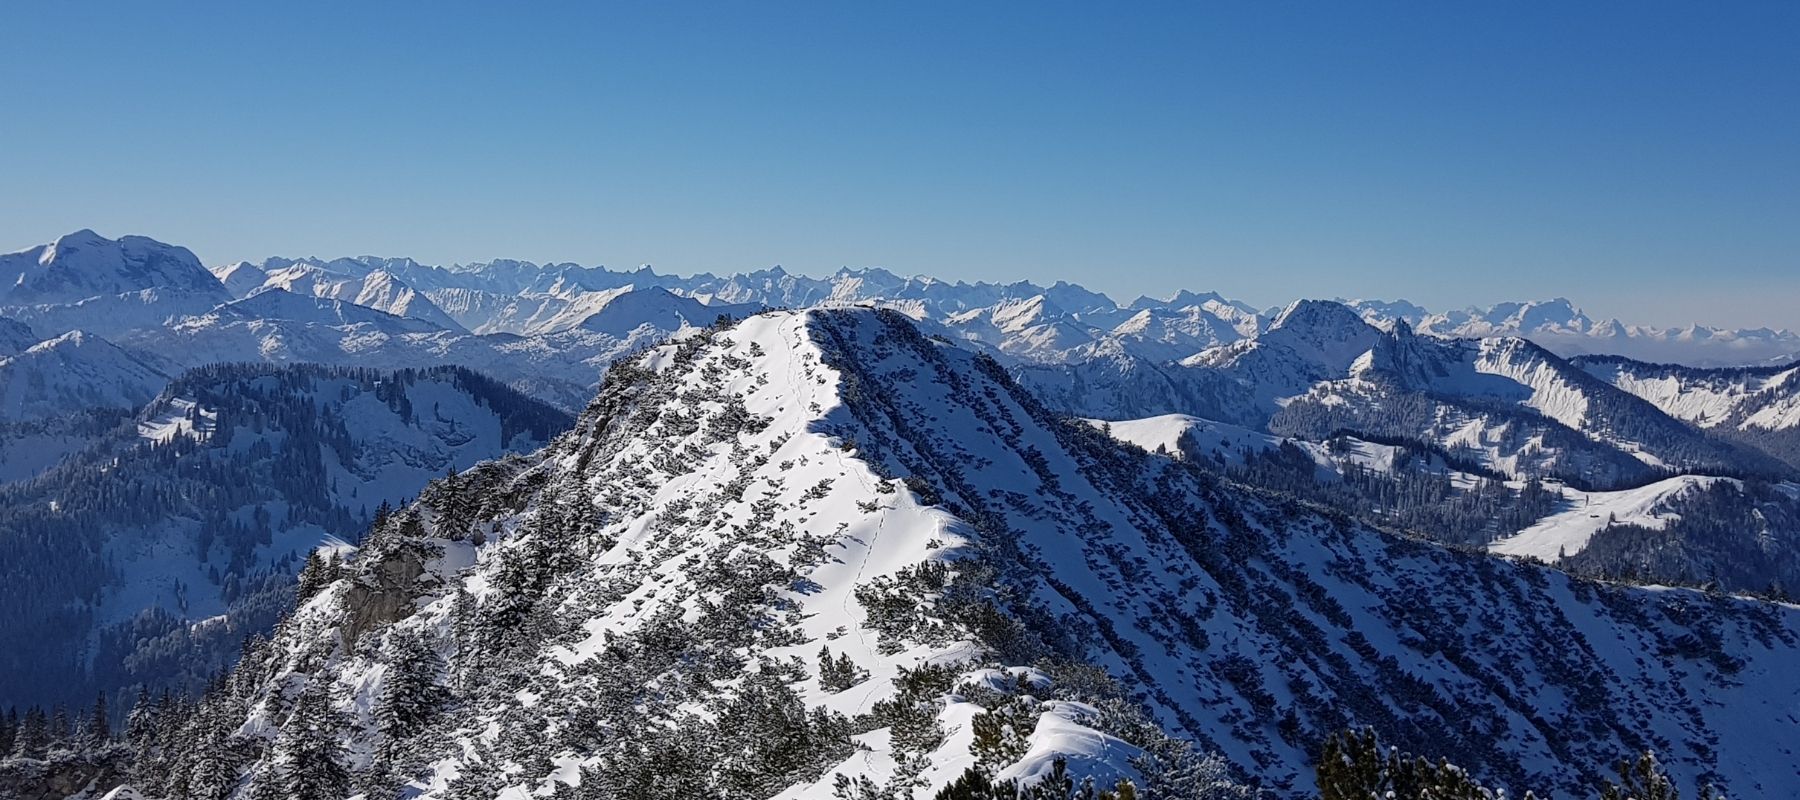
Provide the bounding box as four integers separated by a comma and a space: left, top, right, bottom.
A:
3, 2, 1797, 327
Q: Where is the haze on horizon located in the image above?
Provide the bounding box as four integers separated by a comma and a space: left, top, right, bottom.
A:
2, 2, 1796, 329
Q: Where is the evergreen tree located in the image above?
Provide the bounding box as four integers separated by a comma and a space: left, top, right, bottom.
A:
186, 724, 243, 800
295, 549, 334, 602
1315, 728, 1511, 800
0, 706, 15, 757
86, 691, 110, 744
354, 755, 402, 800
818, 645, 869, 693
11, 706, 48, 759
1600, 751, 1695, 800
49, 704, 72, 747
125, 689, 162, 788
257, 681, 351, 800
373, 630, 449, 753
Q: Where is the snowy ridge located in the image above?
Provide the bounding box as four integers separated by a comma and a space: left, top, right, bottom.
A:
220, 289, 454, 334
1579, 355, 1800, 432
1574, 355, 1800, 472
158, 309, 1800, 800
0, 231, 233, 341
0, 330, 167, 423
253, 264, 468, 332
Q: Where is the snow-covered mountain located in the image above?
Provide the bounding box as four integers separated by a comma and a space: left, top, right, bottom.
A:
0, 231, 233, 341
213, 288, 453, 334
0, 363, 573, 711
0, 230, 225, 305
0, 330, 167, 423
5, 225, 1799, 795
209, 261, 267, 298
249, 264, 467, 332
1576, 354, 1800, 469
1022, 301, 1786, 491
1102, 295, 1263, 363
119, 299, 712, 414
0, 324, 156, 484
101, 309, 1800, 800
1351, 297, 1800, 367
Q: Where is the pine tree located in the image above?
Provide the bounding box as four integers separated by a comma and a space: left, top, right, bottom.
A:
354, 754, 402, 800
443, 754, 506, 800
818, 645, 868, 693
373, 630, 450, 754
1600, 751, 1681, 800
295, 549, 333, 602
11, 706, 48, 759
933, 767, 1009, 799
86, 691, 110, 745
186, 724, 242, 800
49, 704, 72, 748
258, 681, 351, 800
0, 707, 15, 757
1315, 727, 1506, 800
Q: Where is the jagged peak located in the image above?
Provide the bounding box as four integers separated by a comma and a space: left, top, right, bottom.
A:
31, 328, 103, 349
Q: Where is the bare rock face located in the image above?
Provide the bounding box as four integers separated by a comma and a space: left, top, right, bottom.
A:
339, 541, 431, 649
0, 749, 128, 800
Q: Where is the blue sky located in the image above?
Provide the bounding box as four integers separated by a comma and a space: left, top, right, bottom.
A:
3, 2, 1796, 327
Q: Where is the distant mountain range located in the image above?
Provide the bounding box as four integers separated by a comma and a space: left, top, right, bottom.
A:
1344, 296, 1800, 366
221, 240, 1800, 367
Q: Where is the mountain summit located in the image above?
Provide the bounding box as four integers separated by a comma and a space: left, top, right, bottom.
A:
0, 230, 226, 305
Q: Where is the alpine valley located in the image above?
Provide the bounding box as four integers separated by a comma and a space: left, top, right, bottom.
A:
3, 230, 1799, 799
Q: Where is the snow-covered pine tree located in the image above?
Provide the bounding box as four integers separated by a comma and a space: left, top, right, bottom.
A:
252, 681, 350, 800
372, 629, 449, 754
10, 707, 47, 759
85, 691, 110, 745
295, 549, 334, 602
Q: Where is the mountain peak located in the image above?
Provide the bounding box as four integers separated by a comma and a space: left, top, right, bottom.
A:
1269, 298, 1372, 335
1, 230, 225, 306
55, 227, 108, 246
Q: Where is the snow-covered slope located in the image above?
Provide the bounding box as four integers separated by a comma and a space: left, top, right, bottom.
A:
1275, 325, 1783, 488
124, 314, 674, 414
1101, 296, 1261, 363
1086, 413, 1289, 466
217, 288, 453, 334
1488, 475, 1730, 560
253, 264, 467, 332
0, 230, 226, 305
210, 261, 268, 298
568, 286, 761, 338
1024, 301, 1784, 489
0, 317, 38, 356
0, 363, 574, 711
0, 231, 233, 341
130, 309, 1800, 800
0, 330, 167, 423
1576, 355, 1800, 469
